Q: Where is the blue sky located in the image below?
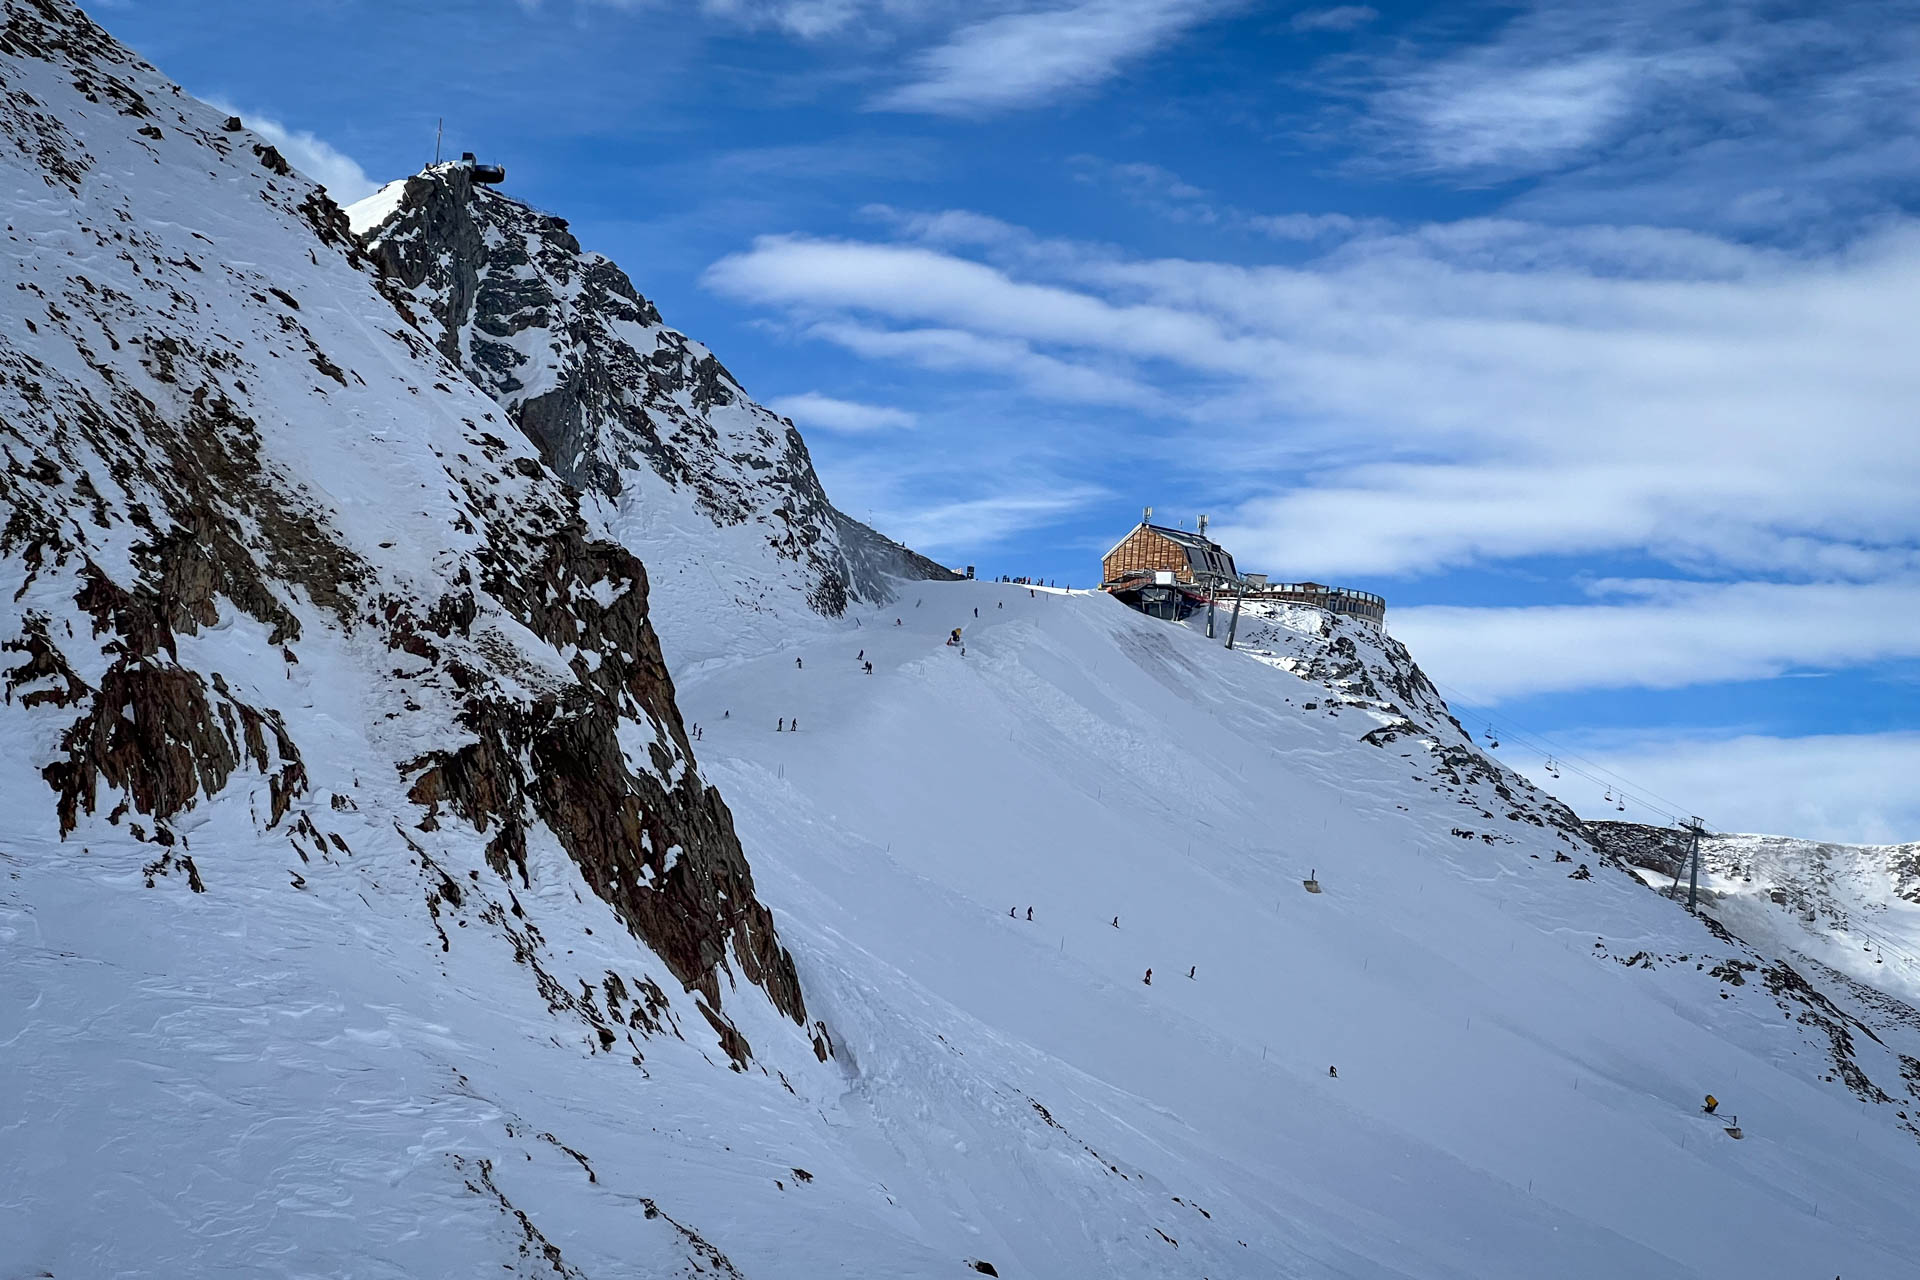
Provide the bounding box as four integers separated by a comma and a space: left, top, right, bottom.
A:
99, 0, 1920, 842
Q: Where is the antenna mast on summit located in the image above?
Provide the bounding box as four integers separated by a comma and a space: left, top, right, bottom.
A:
434, 118, 443, 166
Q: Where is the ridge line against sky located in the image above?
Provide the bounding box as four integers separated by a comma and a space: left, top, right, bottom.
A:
95, 0, 1920, 842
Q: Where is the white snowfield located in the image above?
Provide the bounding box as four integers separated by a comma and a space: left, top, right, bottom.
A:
11, 582, 1920, 1278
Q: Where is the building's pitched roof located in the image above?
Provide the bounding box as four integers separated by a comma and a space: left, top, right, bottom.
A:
1142, 523, 1219, 552
1102, 522, 1237, 568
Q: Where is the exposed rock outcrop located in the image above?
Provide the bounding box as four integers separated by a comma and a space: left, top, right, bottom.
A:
348, 162, 953, 638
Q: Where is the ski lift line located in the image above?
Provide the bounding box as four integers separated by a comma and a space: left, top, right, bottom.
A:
1424, 676, 1697, 822
1437, 690, 1680, 821
1502, 734, 1674, 824
1435, 681, 1681, 811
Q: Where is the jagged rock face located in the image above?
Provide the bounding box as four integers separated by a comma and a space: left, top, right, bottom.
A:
0, 0, 801, 1052
1228, 601, 1590, 849
348, 165, 953, 633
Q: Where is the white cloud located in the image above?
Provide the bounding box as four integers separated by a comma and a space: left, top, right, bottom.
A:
806, 321, 1172, 411
1389, 580, 1920, 702
208, 101, 377, 204
875, 0, 1238, 115
705, 213, 1920, 606
1291, 5, 1377, 33
767, 391, 917, 432
1531, 731, 1920, 845
1342, 0, 1920, 217
696, 0, 867, 38
863, 485, 1108, 553
1246, 211, 1375, 240
1382, 51, 1640, 171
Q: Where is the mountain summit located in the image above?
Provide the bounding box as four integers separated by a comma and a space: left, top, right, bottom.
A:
347, 162, 953, 661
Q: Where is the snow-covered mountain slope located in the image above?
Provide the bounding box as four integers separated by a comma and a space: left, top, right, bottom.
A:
664, 585, 1920, 1279
345, 163, 953, 665
9, 4, 1920, 1278
1590, 821, 1920, 1008
1225, 600, 1591, 849
0, 0, 806, 1080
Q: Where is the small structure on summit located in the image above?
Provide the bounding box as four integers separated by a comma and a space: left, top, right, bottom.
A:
459, 152, 506, 185
1100, 509, 1238, 620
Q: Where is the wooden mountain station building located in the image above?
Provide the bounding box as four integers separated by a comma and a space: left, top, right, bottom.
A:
1102, 513, 1239, 587
1100, 508, 1386, 627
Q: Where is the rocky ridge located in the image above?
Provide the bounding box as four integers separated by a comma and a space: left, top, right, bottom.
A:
347, 163, 953, 654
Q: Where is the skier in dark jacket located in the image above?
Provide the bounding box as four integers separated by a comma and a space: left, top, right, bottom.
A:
1143, 969, 1152, 985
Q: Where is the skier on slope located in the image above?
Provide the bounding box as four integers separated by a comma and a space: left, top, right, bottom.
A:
1143, 969, 1152, 985
1026, 907, 1033, 921
1702, 1094, 1719, 1115
1329, 1066, 1338, 1078
796, 657, 803, 669
778, 718, 785, 732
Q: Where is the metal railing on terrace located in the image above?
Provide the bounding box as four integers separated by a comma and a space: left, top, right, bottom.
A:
1241, 580, 1386, 624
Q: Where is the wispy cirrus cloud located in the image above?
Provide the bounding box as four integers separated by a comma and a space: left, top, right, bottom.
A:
1341, 0, 1920, 231
874, 0, 1242, 115
1390, 579, 1920, 702
767, 391, 917, 432
1291, 5, 1377, 33
703, 213, 1920, 596
860, 484, 1110, 553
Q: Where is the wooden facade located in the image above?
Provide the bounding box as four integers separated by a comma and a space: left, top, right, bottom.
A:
1102, 522, 1238, 586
